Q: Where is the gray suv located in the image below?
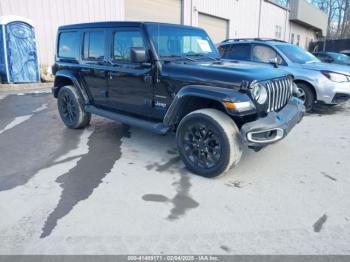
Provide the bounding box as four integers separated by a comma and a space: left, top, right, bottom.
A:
218, 39, 350, 111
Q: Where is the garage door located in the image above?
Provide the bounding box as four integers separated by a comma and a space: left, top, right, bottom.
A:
125, 0, 182, 24
198, 13, 228, 44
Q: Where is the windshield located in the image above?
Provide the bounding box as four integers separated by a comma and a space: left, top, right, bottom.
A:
276, 44, 319, 64
146, 24, 219, 59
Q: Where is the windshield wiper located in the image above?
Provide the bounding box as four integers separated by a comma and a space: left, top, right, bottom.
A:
161, 55, 196, 62
184, 54, 220, 61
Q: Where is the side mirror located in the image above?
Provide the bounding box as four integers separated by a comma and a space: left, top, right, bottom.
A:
269, 57, 282, 68
130, 47, 147, 63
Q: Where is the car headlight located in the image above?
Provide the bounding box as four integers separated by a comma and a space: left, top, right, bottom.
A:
322, 71, 350, 83
250, 82, 268, 105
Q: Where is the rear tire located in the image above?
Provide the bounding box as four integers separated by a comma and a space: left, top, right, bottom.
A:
176, 109, 242, 178
295, 82, 315, 112
57, 85, 91, 129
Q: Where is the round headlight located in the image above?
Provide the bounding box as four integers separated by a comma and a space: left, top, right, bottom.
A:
251, 82, 268, 105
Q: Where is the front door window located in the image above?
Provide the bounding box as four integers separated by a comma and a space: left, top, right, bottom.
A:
252, 45, 283, 64
113, 30, 146, 62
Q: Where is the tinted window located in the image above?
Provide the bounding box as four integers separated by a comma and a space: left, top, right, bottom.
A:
113, 30, 145, 62
269, 0, 289, 8
58, 31, 79, 59
252, 45, 279, 63
221, 44, 251, 60
83, 31, 105, 60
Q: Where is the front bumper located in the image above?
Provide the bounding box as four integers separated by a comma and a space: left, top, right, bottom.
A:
317, 80, 350, 104
240, 97, 305, 147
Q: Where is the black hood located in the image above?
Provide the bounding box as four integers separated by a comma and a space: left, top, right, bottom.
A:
161, 59, 291, 88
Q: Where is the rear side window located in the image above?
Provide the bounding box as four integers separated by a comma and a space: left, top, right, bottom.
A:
113, 30, 145, 62
58, 31, 79, 59
221, 44, 251, 61
83, 31, 105, 60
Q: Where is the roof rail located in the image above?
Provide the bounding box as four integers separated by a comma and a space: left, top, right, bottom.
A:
221, 38, 238, 43
221, 38, 287, 43
254, 38, 287, 43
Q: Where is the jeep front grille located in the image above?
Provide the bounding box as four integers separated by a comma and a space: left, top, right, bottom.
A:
265, 78, 292, 112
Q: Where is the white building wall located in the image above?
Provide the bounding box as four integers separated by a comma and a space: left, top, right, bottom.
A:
259, 0, 290, 40
186, 0, 290, 41
183, 0, 259, 39
290, 21, 317, 49
183, 0, 233, 37
0, 0, 124, 66
187, 0, 317, 49
231, 0, 260, 38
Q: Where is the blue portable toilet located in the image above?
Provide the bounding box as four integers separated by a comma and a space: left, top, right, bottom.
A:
0, 16, 40, 83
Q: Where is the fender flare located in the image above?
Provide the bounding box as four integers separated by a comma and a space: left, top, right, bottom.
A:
53, 70, 90, 104
163, 85, 251, 126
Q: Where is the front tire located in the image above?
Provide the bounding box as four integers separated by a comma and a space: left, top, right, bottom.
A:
176, 109, 242, 178
57, 85, 91, 129
295, 82, 315, 112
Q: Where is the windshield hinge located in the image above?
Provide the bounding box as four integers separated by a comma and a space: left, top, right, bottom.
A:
240, 80, 250, 91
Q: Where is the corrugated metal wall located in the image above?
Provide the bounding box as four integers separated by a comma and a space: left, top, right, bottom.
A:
0, 0, 124, 66
187, 0, 290, 40
231, 0, 260, 38
260, 0, 290, 40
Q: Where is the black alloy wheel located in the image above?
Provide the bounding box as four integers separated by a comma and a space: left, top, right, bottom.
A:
57, 85, 91, 129
59, 90, 78, 125
182, 123, 222, 169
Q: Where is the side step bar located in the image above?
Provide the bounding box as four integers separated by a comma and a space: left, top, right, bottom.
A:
85, 105, 170, 135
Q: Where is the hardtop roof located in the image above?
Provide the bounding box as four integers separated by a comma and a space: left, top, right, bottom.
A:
58, 21, 199, 30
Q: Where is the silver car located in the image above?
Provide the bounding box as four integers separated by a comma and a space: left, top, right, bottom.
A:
218, 39, 350, 111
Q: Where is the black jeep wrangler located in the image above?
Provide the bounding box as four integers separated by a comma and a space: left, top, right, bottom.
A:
52, 22, 305, 177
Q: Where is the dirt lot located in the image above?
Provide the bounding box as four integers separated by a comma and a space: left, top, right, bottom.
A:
0, 89, 349, 255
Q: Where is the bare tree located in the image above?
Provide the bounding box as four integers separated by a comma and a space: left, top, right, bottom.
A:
308, 0, 350, 39
340, 0, 350, 37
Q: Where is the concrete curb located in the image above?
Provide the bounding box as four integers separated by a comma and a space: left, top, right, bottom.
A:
0, 82, 53, 92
